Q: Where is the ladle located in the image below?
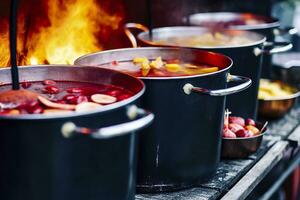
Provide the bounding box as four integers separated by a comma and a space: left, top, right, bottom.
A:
0, 0, 39, 106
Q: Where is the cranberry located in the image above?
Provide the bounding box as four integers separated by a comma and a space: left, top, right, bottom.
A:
246, 118, 256, 126
43, 80, 56, 85
229, 116, 245, 126
31, 107, 44, 114
21, 82, 32, 89
235, 129, 252, 137
228, 123, 244, 133
117, 94, 132, 101
43, 86, 60, 94
106, 90, 122, 97
223, 129, 236, 138
67, 88, 82, 93
63, 94, 77, 103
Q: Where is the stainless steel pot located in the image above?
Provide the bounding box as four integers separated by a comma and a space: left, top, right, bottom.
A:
75, 47, 251, 192
186, 12, 297, 78
123, 23, 293, 119
0, 65, 154, 200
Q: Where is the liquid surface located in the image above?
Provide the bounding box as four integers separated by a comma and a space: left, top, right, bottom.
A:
156, 32, 255, 47
101, 57, 219, 77
0, 80, 134, 115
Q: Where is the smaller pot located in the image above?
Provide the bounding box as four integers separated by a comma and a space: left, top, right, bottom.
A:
258, 79, 300, 118
222, 122, 267, 159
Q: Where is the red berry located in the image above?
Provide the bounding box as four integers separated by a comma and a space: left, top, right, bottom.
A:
63, 95, 77, 103
67, 88, 83, 93
106, 90, 122, 97
246, 118, 256, 126
223, 129, 236, 138
21, 81, 32, 89
43, 86, 60, 94
228, 123, 244, 133
43, 80, 56, 85
229, 116, 245, 126
31, 107, 44, 114
235, 129, 252, 137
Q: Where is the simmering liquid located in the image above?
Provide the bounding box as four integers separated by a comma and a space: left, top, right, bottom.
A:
101, 57, 219, 77
156, 32, 254, 47
0, 80, 134, 115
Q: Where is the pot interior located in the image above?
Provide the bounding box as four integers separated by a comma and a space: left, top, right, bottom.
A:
0, 65, 145, 119
188, 12, 280, 30
138, 26, 266, 49
75, 47, 233, 79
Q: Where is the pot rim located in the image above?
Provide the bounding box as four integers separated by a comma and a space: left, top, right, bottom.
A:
137, 26, 267, 49
0, 65, 145, 121
188, 12, 280, 30
75, 47, 234, 80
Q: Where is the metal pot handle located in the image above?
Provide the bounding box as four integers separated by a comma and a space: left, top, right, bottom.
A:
61, 105, 154, 139
273, 26, 298, 36
124, 23, 149, 48
254, 41, 293, 56
183, 74, 252, 96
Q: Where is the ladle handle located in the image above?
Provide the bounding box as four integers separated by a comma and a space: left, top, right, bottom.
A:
124, 23, 149, 48
183, 74, 252, 96
254, 41, 293, 56
61, 105, 154, 139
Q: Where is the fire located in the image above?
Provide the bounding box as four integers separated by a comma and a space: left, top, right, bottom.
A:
0, 0, 123, 66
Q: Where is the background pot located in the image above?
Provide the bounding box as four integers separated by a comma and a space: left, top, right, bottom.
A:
0, 65, 154, 200
75, 47, 251, 192
124, 24, 293, 119
186, 12, 297, 78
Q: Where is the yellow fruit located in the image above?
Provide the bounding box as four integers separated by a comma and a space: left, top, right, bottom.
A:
165, 63, 181, 72
245, 125, 260, 135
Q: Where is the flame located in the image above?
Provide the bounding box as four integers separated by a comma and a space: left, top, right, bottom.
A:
0, 0, 123, 66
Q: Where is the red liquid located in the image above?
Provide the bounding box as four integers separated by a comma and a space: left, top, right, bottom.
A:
0, 81, 134, 115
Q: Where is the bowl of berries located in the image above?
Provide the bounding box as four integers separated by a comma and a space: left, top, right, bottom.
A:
222, 110, 268, 159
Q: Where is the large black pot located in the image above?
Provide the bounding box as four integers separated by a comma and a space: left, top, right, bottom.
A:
0, 65, 154, 200
124, 24, 292, 119
187, 12, 297, 78
75, 47, 251, 192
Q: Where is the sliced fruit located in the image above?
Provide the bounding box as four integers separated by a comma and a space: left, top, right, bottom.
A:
44, 109, 73, 115
165, 63, 181, 72
91, 94, 117, 104
75, 102, 102, 112
38, 96, 76, 110
150, 57, 164, 69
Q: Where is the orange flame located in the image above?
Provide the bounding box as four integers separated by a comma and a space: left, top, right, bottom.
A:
0, 0, 123, 66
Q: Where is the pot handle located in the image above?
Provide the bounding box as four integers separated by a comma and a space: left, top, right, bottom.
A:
254, 41, 293, 56
183, 74, 252, 96
61, 105, 154, 139
124, 23, 149, 48
273, 26, 298, 36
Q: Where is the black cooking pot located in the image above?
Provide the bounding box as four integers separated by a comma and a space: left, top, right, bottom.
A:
123, 24, 292, 119
75, 47, 251, 192
0, 65, 154, 200
186, 12, 297, 78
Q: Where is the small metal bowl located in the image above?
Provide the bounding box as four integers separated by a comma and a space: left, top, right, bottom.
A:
258, 79, 300, 118
221, 122, 267, 159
